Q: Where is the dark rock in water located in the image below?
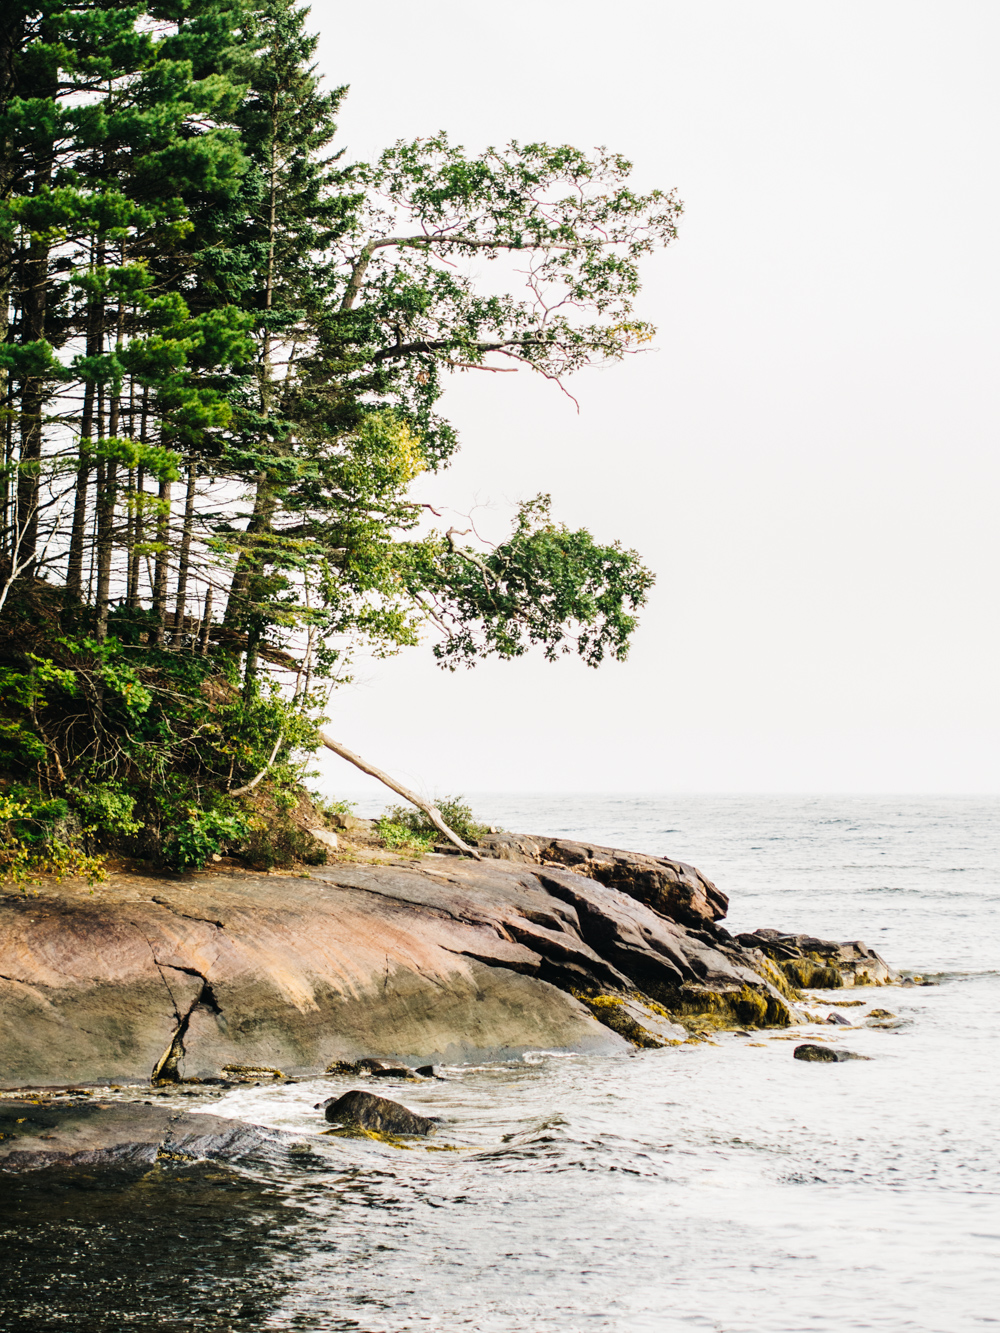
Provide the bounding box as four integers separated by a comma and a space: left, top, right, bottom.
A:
737, 928, 896, 990
794, 1044, 844, 1062
415, 1065, 441, 1078
359, 1058, 415, 1078
826, 1012, 853, 1025
324, 1058, 416, 1078
794, 1044, 869, 1063
0, 1099, 292, 1174
324, 1089, 438, 1136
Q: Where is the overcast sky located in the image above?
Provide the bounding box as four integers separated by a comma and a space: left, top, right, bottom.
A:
307, 0, 1000, 800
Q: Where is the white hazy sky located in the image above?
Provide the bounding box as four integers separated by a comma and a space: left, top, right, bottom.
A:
306, 0, 1000, 800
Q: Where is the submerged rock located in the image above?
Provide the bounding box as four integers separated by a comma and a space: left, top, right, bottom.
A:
793, 1044, 870, 1063
0, 1099, 291, 1174
323, 1089, 438, 1136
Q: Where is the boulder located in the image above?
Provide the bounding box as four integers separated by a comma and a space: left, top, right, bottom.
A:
793, 1044, 869, 1063
826, 1012, 853, 1026
323, 1089, 438, 1136
328, 813, 374, 833
0, 1099, 291, 1174
307, 828, 339, 851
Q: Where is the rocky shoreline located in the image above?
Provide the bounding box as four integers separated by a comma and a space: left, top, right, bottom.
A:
0, 833, 896, 1093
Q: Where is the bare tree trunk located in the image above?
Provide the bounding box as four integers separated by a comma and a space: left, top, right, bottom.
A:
128, 389, 149, 609
93, 457, 117, 640
198, 583, 212, 655
66, 240, 100, 603
151, 476, 171, 647
222, 475, 275, 628
172, 458, 197, 640
15, 230, 49, 571
318, 732, 481, 858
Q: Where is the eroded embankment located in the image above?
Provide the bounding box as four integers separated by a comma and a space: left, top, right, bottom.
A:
0, 840, 895, 1088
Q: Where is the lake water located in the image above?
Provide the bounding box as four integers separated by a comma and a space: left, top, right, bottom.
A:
3, 795, 998, 1332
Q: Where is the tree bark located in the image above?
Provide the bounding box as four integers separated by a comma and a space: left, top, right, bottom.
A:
151, 476, 171, 647
172, 458, 197, 639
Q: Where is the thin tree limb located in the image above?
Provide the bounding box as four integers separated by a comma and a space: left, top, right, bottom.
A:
318, 731, 481, 858
230, 730, 285, 797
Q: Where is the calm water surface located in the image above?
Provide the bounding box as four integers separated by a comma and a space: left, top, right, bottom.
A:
2, 795, 998, 1332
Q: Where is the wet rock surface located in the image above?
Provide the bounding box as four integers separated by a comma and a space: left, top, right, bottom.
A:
736, 928, 896, 989
576, 994, 688, 1048
325, 1058, 419, 1079
0, 1099, 292, 1174
323, 1089, 438, 1136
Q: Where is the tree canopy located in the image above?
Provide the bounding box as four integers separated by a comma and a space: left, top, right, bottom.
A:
0, 0, 680, 876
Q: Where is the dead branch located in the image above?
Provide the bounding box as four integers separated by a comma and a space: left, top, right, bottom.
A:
318, 732, 481, 858
230, 730, 285, 797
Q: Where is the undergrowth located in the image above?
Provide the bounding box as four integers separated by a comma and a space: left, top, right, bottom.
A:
375, 796, 491, 854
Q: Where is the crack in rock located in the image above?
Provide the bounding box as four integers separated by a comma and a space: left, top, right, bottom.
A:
150, 897, 224, 929
148, 964, 224, 1084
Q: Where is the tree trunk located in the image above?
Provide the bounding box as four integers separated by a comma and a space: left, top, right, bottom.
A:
93, 458, 117, 641
15, 230, 49, 570
151, 476, 171, 647
222, 474, 275, 628
172, 458, 197, 640
198, 582, 213, 655
127, 465, 145, 608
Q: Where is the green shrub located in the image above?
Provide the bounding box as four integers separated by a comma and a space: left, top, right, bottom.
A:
162, 807, 250, 873
0, 791, 106, 890
379, 795, 490, 844
71, 783, 142, 838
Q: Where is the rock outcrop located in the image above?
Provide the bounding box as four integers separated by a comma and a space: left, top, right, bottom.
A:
476, 834, 728, 926
0, 1099, 292, 1174
0, 840, 897, 1089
